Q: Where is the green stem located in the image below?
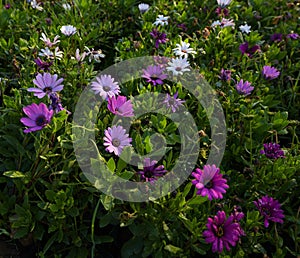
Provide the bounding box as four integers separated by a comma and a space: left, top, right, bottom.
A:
91, 196, 101, 258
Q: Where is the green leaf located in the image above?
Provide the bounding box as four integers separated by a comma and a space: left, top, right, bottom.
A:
3, 171, 25, 178
107, 157, 116, 172
164, 244, 183, 254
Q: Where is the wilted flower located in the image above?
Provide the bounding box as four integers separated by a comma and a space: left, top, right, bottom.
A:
40, 33, 60, 47
60, 25, 77, 36
91, 74, 120, 100
137, 158, 167, 183
262, 65, 280, 80
260, 142, 285, 159
30, 0, 43, 11
231, 206, 245, 237
211, 18, 235, 28
85, 46, 105, 62
27, 73, 64, 99
191, 164, 229, 200
103, 125, 132, 156
138, 3, 149, 13
153, 15, 169, 26
239, 23, 251, 34
173, 41, 196, 58
177, 23, 187, 31
34, 58, 53, 71
20, 103, 53, 133
270, 33, 283, 42
150, 29, 168, 48
38, 47, 54, 59
142, 65, 167, 86
107, 95, 134, 117
49, 93, 66, 114
73, 48, 87, 62
203, 211, 241, 253
219, 68, 231, 81
236, 79, 254, 96
254, 195, 284, 228
166, 57, 190, 76
239, 42, 260, 57
215, 7, 229, 17
163, 92, 185, 112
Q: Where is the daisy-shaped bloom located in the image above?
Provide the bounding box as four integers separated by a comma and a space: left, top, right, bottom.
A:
260, 142, 285, 159
138, 3, 149, 13
91, 74, 120, 100
30, 0, 43, 11
262, 65, 280, 80
163, 92, 185, 112
211, 20, 221, 27
20, 103, 53, 133
150, 29, 168, 48
166, 57, 190, 76
40, 33, 60, 47
239, 42, 260, 58
153, 15, 169, 26
254, 195, 285, 228
191, 164, 229, 200
219, 68, 231, 81
137, 158, 167, 183
203, 211, 241, 253
73, 48, 87, 62
270, 33, 283, 43
60, 25, 77, 36
231, 206, 246, 237
239, 23, 251, 34
173, 41, 197, 58
34, 58, 53, 71
220, 18, 235, 28
107, 96, 134, 117
38, 47, 54, 59
142, 65, 167, 86
236, 79, 254, 96
85, 47, 105, 62
217, 0, 232, 7
287, 33, 299, 40
103, 125, 132, 156
28, 73, 64, 99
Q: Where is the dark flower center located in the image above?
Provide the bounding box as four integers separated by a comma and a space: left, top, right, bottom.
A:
35, 115, 47, 126
175, 67, 182, 71
43, 87, 52, 93
205, 181, 213, 189
168, 98, 175, 105
103, 86, 111, 92
262, 207, 271, 216
144, 170, 153, 178
112, 138, 121, 147
150, 74, 158, 79
182, 49, 187, 53
216, 226, 224, 237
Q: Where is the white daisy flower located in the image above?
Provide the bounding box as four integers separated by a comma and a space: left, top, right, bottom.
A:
85, 47, 105, 63
220, 18, 235, 28
38, 47, 54, 59
138, 3, 149, 13
40, 33, 60, 47
217, 0, 232, 7
53, 47, 63, 60
72, 49, 87, 62
173, 41, 197, 58
31, 0, 43, 11
211, 20, 221, 27
60, 25, 77, 36
166, 57, 190, 76
153, 15, 169, 26
239, 23, 251, 34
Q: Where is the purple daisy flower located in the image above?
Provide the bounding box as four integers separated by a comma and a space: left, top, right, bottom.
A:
142, 65, 167, 86
103, 125, 132, 156
107, 95, 134, 117
137, 158, 167, 183
153, 56, 169, 69
262, 65, 280, 80
20, 102, 53, 133
239, 42, 260, 58
27, 73, 64, 99
219, 68, 231, 81
91, 74, 120, 100
270, 33, 283, 43
163, 92, 185, 112
287, 33, 299, 40
260, 142, 285, 159
49, 93, 69, 114
191, 164, 229, 200
203, 211, 241, 253
254, 195, 285, 228
236, 79, 254, 96
150, 29, 168, 48
231, 206, 245, 237
34, 58, 53, 71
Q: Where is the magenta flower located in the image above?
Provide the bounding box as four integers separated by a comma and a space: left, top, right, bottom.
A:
239, 42, 260, 57
254, 195, 284, 228
91, 74, 120, 100
103, 125, 132, 156
203, 211, 241, 253
20, 103, 53, 133
142, 65, 167, 86
34, 58, 53, 71
191, 164, 229, 200
262, 65, 280, 80
231, 206, 245, 237
27, 73, 64, 99
163, 92, 185, 112
270, 33, 283, 43
260, 142, 285, 159
236, 79, 254, 96
150, 29, 168, 48
107, 95, 134, 117
215, 7, 229, 17
219, 68, 231, 81
137, 158, 167, 183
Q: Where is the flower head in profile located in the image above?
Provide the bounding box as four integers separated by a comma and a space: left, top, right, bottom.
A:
91, 74, 120, 100
239, 23, 251, 34
34, 58, 53, 71
231, 206, 246, 237
215, 7, 229, 17
287, 33, 299, 40
163, 92, 185, 113
20, 103, 53, 133
239, 42, 260, 57
137, 158, 167, 183
48, 93, 69, 114
217, 0, 232, 7
173, 41, 197, 58
40, 33, 60, 47
270, 33, 283, 43
30, 0, 43, 11
150, 29, 168, 48
27, 73, 64, 99
74, 48, 87, 62
260, 142, 285, 159
262, 65, 280, 80
142, 65, 167, 86
153, 15, 169, 26
85, 47, 105, 62
203, 211, 241, 253
219, 68, 231, 81
60, 25, 77, 36
236, 79, 254, 96
103, 125, 132, 156
191, 164, 229, 200
254, 195, 284, 228
107, 96, 134, 117
166, 57, 190, 76
138, 3, 149, 13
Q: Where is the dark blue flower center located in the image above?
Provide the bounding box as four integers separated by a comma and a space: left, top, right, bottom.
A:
36, 115, 47, 126
144, 170, 153, 178
205, 181, 213, 189
112, 138, 120, 147
103, 86, 111, 92
262, 207, 271, 216
43, 87, 52, 93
